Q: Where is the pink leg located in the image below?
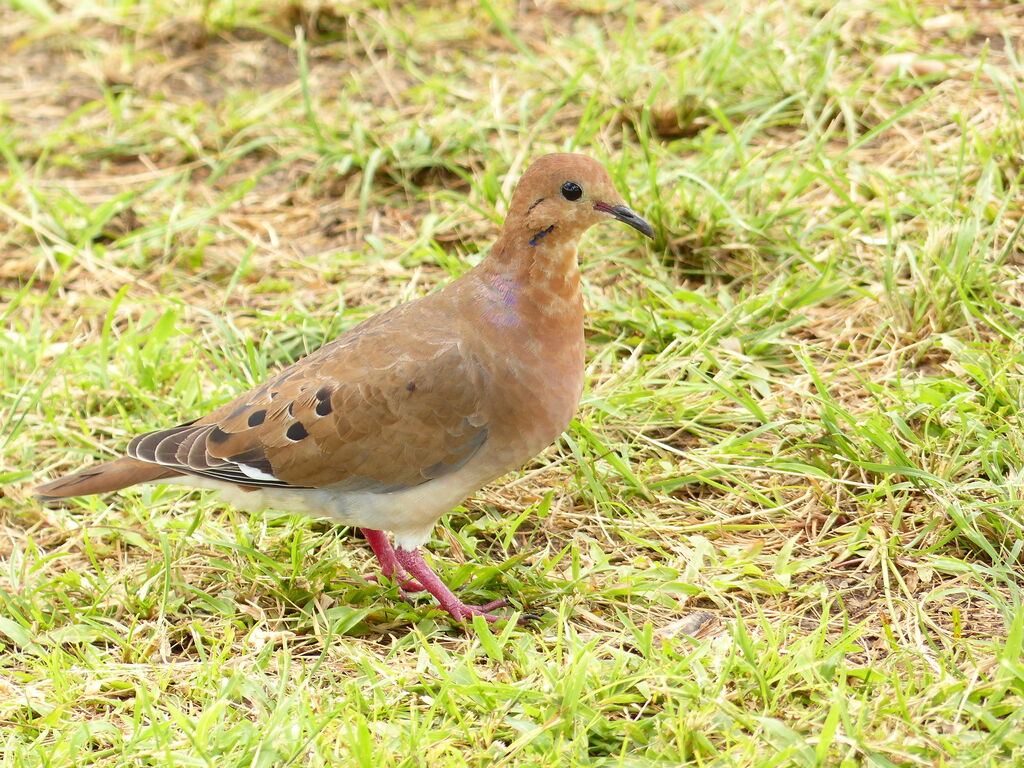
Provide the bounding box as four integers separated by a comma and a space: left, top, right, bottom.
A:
361, 528, 426, 593
394, 546, 509, 623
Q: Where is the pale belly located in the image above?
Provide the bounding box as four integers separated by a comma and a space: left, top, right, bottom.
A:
164, 446, 524, 549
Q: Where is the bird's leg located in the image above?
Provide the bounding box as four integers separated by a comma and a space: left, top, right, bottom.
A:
361, 528, 426, 593
393, 546, 509, 623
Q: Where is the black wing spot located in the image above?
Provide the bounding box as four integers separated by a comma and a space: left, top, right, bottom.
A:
286, 422, 309, 441
406, 381, 416, 393
209, 427, 231, 444
247, 409, 267, 427
314, 386, 334, 416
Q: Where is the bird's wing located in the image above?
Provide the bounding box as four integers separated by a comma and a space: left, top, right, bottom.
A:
127, 305, 490, 491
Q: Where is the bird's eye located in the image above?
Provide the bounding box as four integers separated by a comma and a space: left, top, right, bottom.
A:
560, 181, 583, 201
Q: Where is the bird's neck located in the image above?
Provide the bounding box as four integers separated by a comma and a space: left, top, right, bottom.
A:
472, 231, 584, 331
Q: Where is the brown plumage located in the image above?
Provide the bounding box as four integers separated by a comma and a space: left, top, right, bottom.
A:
36, 153, 654, 622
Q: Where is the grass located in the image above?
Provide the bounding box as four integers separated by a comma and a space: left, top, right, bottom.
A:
2, 0, 1024, 764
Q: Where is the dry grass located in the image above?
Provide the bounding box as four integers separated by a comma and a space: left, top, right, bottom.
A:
2, 0, 1024, 765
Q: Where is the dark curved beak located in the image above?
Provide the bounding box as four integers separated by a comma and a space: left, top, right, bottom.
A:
594, 201, 655, 239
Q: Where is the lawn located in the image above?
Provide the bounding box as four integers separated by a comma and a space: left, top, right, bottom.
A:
2, 0, 1023, 765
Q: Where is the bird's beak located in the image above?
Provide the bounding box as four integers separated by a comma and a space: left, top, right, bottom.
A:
593, 201, 655, 239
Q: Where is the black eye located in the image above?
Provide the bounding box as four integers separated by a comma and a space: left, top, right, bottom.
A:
561, 181, 583, 201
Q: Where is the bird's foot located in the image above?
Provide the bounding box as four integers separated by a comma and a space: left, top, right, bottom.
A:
393, 545, 512, 624
361, 528, 427, 593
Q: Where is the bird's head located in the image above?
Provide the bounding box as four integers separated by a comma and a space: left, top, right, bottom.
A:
505, 153, 654, 248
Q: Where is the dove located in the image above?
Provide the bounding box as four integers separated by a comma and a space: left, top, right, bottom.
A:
36, 153, 654, 622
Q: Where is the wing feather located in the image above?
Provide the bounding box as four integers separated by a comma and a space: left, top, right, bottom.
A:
126, 302, 490, 493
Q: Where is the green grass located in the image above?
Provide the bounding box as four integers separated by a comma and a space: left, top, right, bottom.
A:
2, 0, 1024, 765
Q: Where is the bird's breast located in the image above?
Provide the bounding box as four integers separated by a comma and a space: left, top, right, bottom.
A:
468, 265, 585, 459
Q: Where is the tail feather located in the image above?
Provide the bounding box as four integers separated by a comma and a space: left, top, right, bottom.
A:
35, 457, 181, 501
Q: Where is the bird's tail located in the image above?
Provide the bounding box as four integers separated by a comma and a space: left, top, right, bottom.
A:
35, 457, 180, 501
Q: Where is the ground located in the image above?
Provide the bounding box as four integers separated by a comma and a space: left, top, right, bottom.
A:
1, 0, 1023, 765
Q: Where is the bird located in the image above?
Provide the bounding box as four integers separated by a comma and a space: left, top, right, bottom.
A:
35, 153, 655, 623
